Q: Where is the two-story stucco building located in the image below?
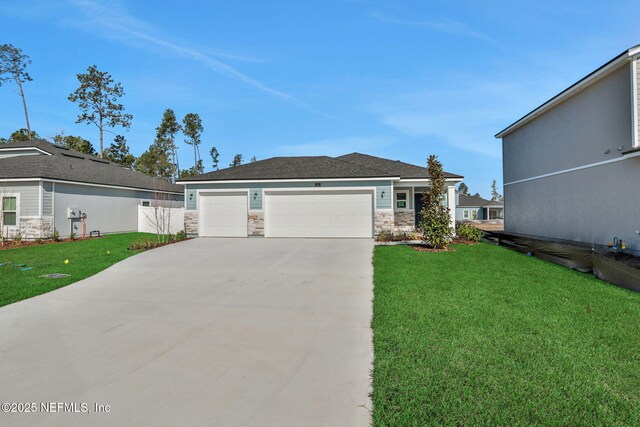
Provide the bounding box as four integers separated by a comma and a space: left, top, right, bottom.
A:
496, 45, 640, 254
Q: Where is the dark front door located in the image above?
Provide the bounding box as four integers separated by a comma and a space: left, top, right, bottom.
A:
414, 194, 423, 225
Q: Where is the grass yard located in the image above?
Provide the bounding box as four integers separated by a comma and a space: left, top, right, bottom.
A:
0, 233, 154, 307
373, 243, 640, 426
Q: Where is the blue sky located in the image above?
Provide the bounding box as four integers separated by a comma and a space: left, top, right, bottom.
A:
1, 0, 638, 197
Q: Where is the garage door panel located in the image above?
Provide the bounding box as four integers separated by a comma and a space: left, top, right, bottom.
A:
200, 192, 247, 237
265, 191, 373, 238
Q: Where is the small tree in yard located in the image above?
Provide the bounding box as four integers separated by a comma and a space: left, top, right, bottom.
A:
145, 180, 176, 244
419, 155, 453, 249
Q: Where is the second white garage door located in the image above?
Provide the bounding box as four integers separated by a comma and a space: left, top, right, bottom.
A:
199, 192, 248, 237
265, 190, 373, 238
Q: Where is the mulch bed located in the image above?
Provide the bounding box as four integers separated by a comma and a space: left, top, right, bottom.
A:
410, 238, 480, 252
411, 244, 455, 253
0, 238, 89, 251
451, 238, 480, 245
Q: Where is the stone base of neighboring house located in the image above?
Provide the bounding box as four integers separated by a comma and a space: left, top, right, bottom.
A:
394, 210, 415, 232
184, 211, 199, 235
2, 216, 54, 240
248, 211, 264, 236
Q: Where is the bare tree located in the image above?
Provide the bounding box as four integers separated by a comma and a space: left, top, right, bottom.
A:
0, 44, 33, 140
143, 180, 178, 244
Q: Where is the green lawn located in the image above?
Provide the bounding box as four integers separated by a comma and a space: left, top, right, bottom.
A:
0, 233, 153, 307
373, 243, 640, 426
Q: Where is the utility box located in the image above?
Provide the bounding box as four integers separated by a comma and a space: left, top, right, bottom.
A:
67, 207, 81, 219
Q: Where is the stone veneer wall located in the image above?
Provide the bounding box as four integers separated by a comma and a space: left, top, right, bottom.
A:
17, 217, 54, 239
394, 210, 415, 231
248, 211, 264, 236
184, 211, 199, 235
374, 210, 394, 234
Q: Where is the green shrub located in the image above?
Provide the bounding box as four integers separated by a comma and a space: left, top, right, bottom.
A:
456, 223, 484, 242
375, 230, 422, 242
376, 229, 394, 242
14, 232, 22, 245
128, 240, 163, 251
176, 230, 187, 241
69, 232, 76, 241
418, 155, 453, 249
52, 230, 61, 242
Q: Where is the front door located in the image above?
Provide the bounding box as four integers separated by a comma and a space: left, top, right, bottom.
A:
414, 194, 423, 225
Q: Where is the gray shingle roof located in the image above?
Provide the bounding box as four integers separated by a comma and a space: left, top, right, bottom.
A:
0, 140, 183, 193
178, 152, 463, 182
458, 194, 503, 207
336, 153, 463, 179
178, 155, 398, 182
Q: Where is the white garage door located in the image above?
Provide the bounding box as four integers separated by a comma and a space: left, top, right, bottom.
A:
199, 192, 247, 237
265, 190, 373, 238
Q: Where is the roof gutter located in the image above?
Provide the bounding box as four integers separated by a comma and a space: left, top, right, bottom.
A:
178, 176, 401, 185
0, 177, 183, 195
495, 45, 640, 139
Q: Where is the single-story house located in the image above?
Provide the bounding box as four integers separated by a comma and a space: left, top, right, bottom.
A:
496, 44, 640, 254
0, 140, 184, 239
455, 194, 503, 221
177, 153, 463, 238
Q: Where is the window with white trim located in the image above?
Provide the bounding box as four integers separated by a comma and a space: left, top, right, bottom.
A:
2, 196, 17, 226
395, 191, 409, 210
463, 209, 469, 219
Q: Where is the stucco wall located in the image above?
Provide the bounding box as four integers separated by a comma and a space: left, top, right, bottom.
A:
504, 157, 640, 252
503, 64, 632, 184
501, 62, 640, 251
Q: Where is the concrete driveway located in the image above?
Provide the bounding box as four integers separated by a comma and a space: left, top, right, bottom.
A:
0, 238, 373, 426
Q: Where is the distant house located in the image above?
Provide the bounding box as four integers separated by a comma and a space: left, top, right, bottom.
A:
455, 194, 503, 222
0, 140, 184, 239
177, 152, 463, 238
496, 45, 640, 253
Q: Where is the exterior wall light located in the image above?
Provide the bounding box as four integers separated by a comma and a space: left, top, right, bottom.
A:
254, 192, 258, 200
381, 191, 385, 198
189, 193, 194, 201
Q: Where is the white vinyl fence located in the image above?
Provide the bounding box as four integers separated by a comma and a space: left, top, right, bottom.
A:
137, 206, 185, 235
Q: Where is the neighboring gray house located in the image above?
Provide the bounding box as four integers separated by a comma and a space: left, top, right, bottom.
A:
455, 194, 503, 222
0, 140, 184, 239
177, 153, 463, 238
496, 45, 640, 253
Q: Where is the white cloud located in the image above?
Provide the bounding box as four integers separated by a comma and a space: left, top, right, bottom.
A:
66, 0, 303, 105
372, 13, 494, 43
364, 81, 540, 159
